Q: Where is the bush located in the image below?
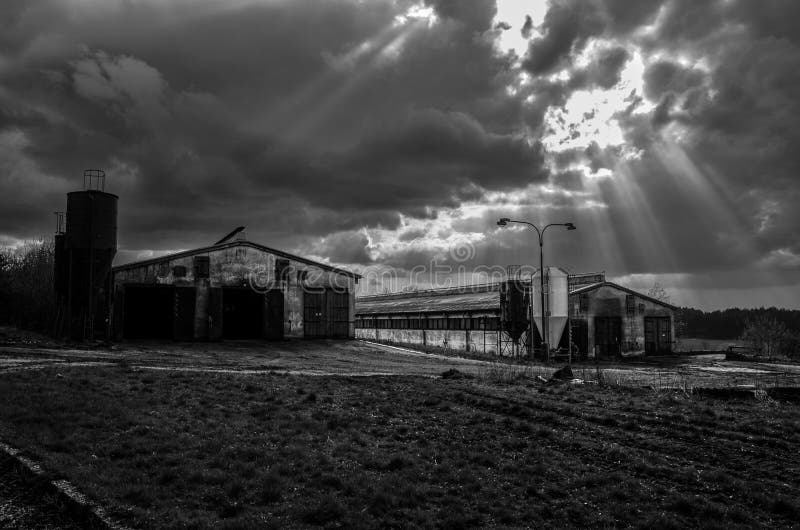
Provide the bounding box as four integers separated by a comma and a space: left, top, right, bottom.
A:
0, 239, 55, 332
740, 315, 800, 359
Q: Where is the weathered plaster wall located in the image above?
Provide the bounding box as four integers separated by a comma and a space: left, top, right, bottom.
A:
570, 285, 674, 357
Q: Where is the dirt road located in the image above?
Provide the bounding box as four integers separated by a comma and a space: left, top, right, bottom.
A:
1, 338, 800, 387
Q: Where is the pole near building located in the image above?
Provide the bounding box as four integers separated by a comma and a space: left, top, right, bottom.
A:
497, 218, 576, 362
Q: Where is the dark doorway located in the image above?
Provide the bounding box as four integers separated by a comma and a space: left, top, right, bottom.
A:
645, 317, 672, 354
173, 287, 196, 341
222, 287, 264, 339
594, 316, 622, 358
265, 289, 284, 340
303, 289, 350, 338
123, 285, 174, 339
570, 319, 589, 359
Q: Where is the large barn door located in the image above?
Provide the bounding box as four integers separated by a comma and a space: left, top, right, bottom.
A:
594, 316, 621, 358
222, 287, 264, 339
303, 288, 349, 338
303, 289, 326, 338
208, 287, 223, 340
329, 291, 349, 338
264, 289, 284, 340
645, 317, 672, 354
173, 287, 196, 341
570, 318, 588, 359
123, 285, 174, 339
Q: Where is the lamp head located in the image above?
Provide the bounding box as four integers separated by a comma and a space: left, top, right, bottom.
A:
565, 222, 577, 230
497, 217, 510, 226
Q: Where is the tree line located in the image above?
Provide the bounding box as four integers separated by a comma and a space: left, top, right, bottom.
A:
0, 239, 55, 333
677, 306, 800, 358
676, 307, 800, 339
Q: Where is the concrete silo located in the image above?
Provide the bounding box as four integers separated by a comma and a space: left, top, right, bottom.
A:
54, 170, 118, 340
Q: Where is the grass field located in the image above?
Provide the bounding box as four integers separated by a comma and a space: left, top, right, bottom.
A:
0, 365, 799, 528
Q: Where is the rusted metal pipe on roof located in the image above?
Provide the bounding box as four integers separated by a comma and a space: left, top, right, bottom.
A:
215, 226, 246, 245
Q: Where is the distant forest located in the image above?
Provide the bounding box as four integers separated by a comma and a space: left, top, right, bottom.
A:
677, 307, 800, 339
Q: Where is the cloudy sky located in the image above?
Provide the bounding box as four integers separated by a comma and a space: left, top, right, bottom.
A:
2, 0, 799, 309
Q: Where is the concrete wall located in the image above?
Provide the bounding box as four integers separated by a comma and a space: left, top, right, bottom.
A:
112, 244, 357, 339
355, 327, 502, 355
570, 285, 674, 357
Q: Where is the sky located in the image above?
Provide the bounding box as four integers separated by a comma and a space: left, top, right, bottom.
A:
1, 0, 799, 310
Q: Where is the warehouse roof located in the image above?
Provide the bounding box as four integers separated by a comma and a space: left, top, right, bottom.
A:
356, 283, 501, 314
570, 281, 678, 310
112, 240, 361, 279
356, 279, 677, 314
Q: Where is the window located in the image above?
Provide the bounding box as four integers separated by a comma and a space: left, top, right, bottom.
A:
158, 262, 170, 277
626, 294, 635, 316
194, 256, 210, 279
173, 265, 187, 278
638, 303, 645, 315
275, 258, 290, 281
449, 318, 467, 330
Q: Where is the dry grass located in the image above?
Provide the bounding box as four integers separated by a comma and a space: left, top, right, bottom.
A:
0, 366, 799, 528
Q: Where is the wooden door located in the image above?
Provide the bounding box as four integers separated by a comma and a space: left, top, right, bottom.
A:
264, 289, 284, 339
645, 317, 672, 354
328, 290, 350, 338
594, 317, 621, 358
303, 290, 326, 338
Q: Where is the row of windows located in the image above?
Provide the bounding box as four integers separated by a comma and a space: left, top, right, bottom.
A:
356, 316, 501, 331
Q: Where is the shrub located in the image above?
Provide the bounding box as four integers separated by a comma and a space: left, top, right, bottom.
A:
0, 239, 55, 332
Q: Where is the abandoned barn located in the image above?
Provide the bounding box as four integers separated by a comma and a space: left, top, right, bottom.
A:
111, 236, 360, 341
355, 273, 676, 358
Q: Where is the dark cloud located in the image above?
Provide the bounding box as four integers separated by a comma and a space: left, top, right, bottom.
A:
424, 0, 497, 33
521, 15, 534, 39
305, 231, 373, 265
0, 0, 532, 250
642, 61, 705, 101
522, 1, 605, 75
521, 0, 658, 76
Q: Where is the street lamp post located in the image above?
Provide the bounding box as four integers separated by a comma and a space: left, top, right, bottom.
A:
497, 218, 576, 362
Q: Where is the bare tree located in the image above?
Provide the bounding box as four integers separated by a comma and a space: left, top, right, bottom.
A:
647, 281, 671, 304
741, 315, 786, 359
0, 239, 55, 332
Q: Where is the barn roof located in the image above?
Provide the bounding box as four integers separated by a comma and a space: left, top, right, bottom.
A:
569, 281, 677, 310
112, 240, 361, 279
356, 283, 501, 315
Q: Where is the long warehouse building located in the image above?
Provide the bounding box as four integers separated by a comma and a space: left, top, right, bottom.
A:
355, 272, 676, 358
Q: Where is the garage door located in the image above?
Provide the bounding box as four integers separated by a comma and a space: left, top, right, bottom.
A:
303, 289, 350, 338
645, 317, 672, 354
122, 285, 177, 339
